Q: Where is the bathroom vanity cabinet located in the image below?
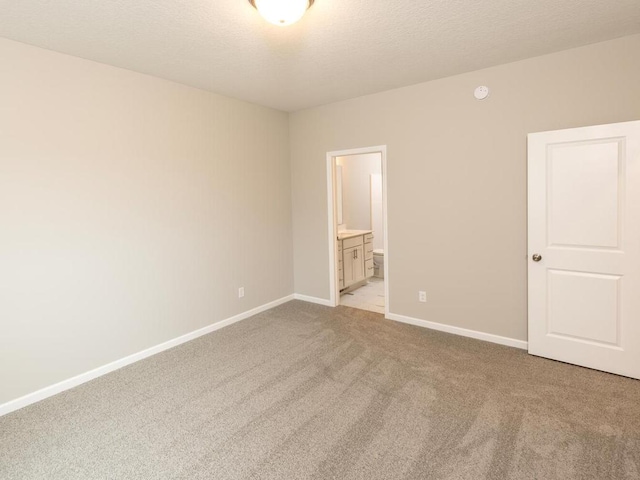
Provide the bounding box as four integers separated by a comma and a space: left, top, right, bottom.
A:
337, 231, 374, 290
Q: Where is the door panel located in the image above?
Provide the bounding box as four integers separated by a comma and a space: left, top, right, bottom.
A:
353, 245, 365, 282
547, 270, 620, 346
343, 246, 355, 285
528, 120, 640, 379
548, 140, 621, 249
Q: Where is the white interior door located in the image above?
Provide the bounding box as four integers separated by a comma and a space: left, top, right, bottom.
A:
528, 120, 640, 379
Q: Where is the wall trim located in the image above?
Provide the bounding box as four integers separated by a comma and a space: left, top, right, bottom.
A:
0, 294, 295, 418
1, 297, 527, 417
293, 293, 333, 306
387, 312, 528, 350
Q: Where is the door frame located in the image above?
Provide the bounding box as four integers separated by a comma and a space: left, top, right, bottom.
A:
326, 145, 389, 315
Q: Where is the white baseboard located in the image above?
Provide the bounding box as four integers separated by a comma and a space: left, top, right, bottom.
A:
293, 293, 334, 307
0, 297, 527, 417
291, 296, 526, 350
0, 294, 295, 418
386, 312, 528, 350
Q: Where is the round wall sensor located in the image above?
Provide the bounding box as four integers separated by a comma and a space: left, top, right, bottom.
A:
474, 86, 490, 100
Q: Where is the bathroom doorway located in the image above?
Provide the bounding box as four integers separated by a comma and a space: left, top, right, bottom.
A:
326, 146, 388, 315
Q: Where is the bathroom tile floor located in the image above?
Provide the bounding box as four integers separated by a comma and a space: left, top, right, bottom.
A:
340, 277, 385, 314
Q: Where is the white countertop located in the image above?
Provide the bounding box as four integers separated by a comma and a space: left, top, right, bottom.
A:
337, 230, 373, 240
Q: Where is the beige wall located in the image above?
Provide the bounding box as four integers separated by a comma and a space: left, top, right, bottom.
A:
0, 39, 293, 404
291, 34, 640, 342
2, 34, 639, 407
336, 154, 382, 234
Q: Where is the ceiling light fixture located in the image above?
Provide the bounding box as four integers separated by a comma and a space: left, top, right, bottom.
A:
249, 0, 314, 26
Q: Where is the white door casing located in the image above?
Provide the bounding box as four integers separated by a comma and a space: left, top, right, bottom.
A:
528, 120, 640, 379
326, 145, 388, 313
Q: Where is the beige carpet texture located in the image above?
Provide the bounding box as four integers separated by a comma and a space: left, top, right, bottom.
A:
1, 300, 639, 479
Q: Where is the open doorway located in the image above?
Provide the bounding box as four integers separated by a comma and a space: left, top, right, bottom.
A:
326, 146, 388, 316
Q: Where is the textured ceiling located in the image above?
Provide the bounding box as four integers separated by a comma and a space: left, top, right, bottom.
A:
1, 0, 639, 111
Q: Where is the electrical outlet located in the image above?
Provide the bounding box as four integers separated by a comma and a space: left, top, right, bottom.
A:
238, 287, 245, 298
418, 291, 427, 303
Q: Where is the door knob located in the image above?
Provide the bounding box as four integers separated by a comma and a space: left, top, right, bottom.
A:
532, 253, 542, 262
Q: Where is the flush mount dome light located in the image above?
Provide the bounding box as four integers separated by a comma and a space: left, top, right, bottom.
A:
249, 0, 314, 26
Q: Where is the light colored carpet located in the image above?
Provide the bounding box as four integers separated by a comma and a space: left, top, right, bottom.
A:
1, 300, 639, 479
